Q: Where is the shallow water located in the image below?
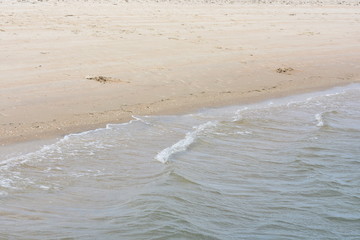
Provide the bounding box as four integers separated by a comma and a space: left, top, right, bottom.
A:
1, 84, 360, 239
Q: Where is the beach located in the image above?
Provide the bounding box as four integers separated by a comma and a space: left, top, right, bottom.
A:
1, 82, 360, 239
1, 1, 360, 238
1, 0, 360, 145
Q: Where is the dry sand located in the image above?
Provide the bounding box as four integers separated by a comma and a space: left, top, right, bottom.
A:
1, 0, 360, 145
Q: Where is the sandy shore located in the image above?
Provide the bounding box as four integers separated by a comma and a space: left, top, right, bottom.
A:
1, 0, 359, 145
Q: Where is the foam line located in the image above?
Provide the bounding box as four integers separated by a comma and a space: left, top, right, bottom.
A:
155, 121, 217, 163
315, 113, 324, 127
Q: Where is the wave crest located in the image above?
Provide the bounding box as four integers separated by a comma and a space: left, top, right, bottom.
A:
155, 121, 217, 163
315, 113, 325, 127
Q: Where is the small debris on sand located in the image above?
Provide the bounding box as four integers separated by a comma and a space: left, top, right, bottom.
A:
85, 76, 121, 84
276, 67, 294, 74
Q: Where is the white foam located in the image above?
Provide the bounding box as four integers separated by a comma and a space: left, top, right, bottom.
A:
315, 113, 324, 127
0, 178, 15, 189
236, 130, 253, 135
0, 142, 61, 171
39, 185, 50, 190
131, 115, 151, 125
155, 121, 217, 163
0, 116, 142, 171
232, 107, 248, 122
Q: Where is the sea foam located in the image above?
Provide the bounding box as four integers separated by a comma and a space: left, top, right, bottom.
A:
155, 121, 217, 163
315, 113, 325, 127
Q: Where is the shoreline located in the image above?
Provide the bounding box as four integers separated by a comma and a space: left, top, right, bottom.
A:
1, 82, 358, 159
1, 80, 358, 147
1, 1, 360, 146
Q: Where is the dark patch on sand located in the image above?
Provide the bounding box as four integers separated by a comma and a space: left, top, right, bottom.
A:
86, 76, 124, 84
276, 67, 294, 74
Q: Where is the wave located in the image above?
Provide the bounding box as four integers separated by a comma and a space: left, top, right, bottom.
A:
155, 121, 218, 163
0, 115, 148, 171
232, 107, 249, 122
129, 115, 151, 125
315, 113, 325, 127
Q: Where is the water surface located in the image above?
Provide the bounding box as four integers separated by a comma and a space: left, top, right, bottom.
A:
1, 84, 360, 239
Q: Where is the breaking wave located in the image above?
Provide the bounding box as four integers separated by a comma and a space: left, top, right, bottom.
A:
315, 113, 325, 127
155, 121, 218, 163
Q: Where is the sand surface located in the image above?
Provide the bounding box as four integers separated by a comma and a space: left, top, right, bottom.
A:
1, 0, 360, 145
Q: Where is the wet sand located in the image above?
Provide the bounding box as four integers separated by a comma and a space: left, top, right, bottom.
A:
1, 0, 360, 145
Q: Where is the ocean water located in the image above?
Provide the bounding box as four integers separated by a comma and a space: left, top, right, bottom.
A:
1, 84, 360, 239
